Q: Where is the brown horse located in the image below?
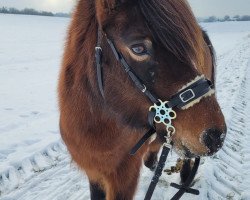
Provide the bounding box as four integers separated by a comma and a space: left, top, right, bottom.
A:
58, 0, 227, 199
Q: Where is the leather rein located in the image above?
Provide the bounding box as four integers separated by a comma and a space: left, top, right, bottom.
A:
94, 27, 213, 200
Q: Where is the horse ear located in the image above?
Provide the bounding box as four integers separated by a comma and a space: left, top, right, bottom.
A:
95, 0, 128, 27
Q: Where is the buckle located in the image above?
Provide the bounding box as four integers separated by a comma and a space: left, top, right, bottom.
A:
95, 46, 102, 64
95, 46, 102, 52
95, 46, 102, 59
179, 89, 195, 103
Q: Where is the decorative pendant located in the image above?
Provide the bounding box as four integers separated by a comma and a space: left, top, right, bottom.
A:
149, 99, 177, 136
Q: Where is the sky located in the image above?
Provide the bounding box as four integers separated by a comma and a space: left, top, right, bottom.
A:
0, 0, 249, 17
188, 0, 250, 18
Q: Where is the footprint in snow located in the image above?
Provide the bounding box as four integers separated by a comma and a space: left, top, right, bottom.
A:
0, 149, 15, 155
0, 153, 7, 159
19, 115, 29, 118
24, 140, 39, 145
4, 108, 13, 111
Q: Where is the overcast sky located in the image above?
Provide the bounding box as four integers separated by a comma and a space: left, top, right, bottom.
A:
0, 0, 249, 17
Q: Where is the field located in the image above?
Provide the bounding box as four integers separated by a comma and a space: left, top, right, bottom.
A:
1, 14, 250, 199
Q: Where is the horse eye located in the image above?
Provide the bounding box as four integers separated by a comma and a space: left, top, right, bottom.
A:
131, 45, 147, 55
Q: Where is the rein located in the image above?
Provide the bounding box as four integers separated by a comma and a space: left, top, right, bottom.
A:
95, 27, 213, 200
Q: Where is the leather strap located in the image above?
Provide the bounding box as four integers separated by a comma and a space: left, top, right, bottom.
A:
95, 27, 104, 97
144, 145, 171, 200
144, 157, 200, 200
130, 127, 155, 155
107, 39, 159, 104
130, 111, 156, 155
170, 157, 200, 200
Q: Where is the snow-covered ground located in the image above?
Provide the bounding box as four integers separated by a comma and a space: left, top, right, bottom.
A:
1, 14, 250, 200
0, 14, 69, 172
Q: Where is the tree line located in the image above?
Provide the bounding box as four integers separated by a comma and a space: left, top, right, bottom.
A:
199, 15, 250, 23
0, 7, 70, 17
1, 7, 249, 22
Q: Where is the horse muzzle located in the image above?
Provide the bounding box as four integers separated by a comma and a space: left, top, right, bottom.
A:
201, 127, 227, 155
177, 126, 227, 158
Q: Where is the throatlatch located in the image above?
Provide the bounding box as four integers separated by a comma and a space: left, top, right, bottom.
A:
95, 27, 215, 200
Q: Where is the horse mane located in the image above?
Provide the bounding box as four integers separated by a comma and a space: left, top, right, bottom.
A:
60, 0, 98, 96
138, 0, 206, 68
202, 30, 216, 67
202, 30, 216, 83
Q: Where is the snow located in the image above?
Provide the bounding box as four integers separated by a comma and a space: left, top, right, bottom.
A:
1, 14, 250, 199
200, 21, 250, 56
0, 14, 69, 172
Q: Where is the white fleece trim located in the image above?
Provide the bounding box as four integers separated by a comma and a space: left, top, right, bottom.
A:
149, 132, 157, 144
179, 75, 205, 92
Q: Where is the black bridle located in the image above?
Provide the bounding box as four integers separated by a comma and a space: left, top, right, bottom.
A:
95, 27, 214, 200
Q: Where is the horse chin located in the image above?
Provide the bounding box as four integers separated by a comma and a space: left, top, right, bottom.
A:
173, 145, 196, 159
174, 144, 221, 158
181, 145, 199, 158
173, 143, 205, 159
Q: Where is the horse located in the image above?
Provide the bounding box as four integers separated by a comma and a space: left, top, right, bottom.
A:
58, 0, 227, 199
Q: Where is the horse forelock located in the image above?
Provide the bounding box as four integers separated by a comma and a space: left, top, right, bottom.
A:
138, 0, 206, 69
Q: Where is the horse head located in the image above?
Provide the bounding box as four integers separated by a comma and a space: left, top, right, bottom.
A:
94, 0, 227, 157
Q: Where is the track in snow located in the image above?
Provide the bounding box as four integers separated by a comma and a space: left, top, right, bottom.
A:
0, 142, 91, 200
1, 34, 250, 200
201, 37, 250, 200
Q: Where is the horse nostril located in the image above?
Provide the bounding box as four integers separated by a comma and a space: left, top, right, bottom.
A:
202, 128, 225, 155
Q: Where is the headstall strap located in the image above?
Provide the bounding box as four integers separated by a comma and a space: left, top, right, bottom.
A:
94, 27, 215, 200
130, 111, 156, 155
106, 38, 159, 104
95, 26, 104, 97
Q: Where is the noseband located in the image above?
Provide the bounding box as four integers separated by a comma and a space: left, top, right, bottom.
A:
94, 27, 214, 200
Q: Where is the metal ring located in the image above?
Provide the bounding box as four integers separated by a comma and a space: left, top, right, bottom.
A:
167, 126, 176, 135
169, 111, 177, 119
